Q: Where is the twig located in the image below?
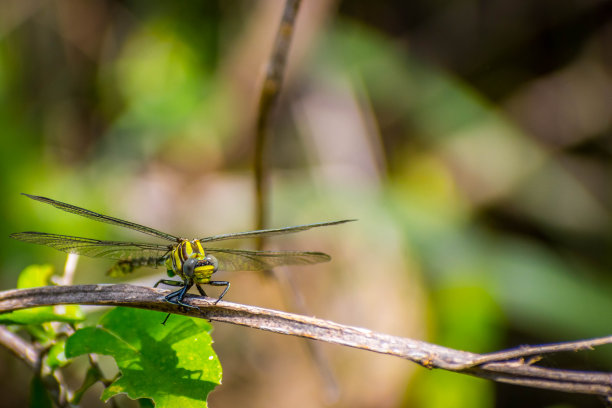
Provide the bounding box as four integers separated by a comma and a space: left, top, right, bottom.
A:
474, 337, 612, 365
0, 284, 610, 399
250, 1, 341, 399
0, 325, 39, 368
253, 0, 302, 238
0, 326, 70, 407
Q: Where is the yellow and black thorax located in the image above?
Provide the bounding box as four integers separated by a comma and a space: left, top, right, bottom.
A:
166, 239, 218, 284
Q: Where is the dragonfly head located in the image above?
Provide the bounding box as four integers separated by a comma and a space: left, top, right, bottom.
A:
183, 254, 219, 282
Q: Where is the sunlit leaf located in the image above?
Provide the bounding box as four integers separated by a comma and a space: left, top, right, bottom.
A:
65, 307, 221, 408
17, 264, 55, 288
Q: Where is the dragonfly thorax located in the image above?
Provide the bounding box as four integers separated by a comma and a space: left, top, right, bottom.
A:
166, 239, 218, 284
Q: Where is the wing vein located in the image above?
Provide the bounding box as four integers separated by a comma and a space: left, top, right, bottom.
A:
22, 194, 179, 242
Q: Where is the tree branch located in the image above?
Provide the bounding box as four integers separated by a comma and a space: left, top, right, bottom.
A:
0, 325, 39, 368
253, 0, 302, 237
0, 284, 610, 399
0, 326, 70, 407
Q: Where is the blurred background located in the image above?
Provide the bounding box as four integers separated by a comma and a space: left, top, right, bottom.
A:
1, 0, 611, 407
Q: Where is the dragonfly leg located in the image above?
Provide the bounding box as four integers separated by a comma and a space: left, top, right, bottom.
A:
208, 281, 230, 304
153, 279, 183, 288
155, 279, 194, 325
194, 283, 208, 297
167, 284, 198, 309
161, 313, 171, 326
155, 278, 197, 310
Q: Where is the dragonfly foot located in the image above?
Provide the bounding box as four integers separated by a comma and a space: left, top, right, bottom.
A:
208, 281, 230, 304
161, 313, 171, 325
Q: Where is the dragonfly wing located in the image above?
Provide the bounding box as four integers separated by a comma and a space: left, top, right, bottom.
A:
22, 194, 180, 242
204, 248, 332, 272
198, 219, 355, 243
10, 232, 172, 261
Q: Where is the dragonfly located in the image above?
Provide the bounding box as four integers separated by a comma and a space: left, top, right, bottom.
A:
10, 194, 353, 312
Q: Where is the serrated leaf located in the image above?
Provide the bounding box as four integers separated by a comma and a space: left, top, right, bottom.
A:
65, 308, 221, 408
138, 398, 155, 408
0, 265, 84, 325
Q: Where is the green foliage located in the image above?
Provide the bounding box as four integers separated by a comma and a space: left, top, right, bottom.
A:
2, 266, 221, 407
1, 265, 78, 407
0, 265, 84, 325
2, 2, 610, 405
65, 307, 221, 407
45, 338, 69, 370
408, 369, 494, 408
29, 375, 54, 408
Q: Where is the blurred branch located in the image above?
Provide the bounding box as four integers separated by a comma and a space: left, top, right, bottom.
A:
0, 326, 39, 369
1, 285, 611, 399
253, 0, 302, 239
250, 2, 341, 399
0, 326, 70, 407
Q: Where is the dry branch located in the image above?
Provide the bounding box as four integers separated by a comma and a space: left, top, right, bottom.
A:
253, 0, 302, 234
0, 325, 70, 407
0, 284, 610, 400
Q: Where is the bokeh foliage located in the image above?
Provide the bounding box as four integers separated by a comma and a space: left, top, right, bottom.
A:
1, 1, 610, 407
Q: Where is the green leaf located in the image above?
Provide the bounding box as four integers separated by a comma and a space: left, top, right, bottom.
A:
17, 264, 54, 289
0, 265, 84, 325
29, 375, 53, 408
0, 305, 84, 325
65, 308, 222, 407
45, 338, 69, 370
138, 398, 156, 408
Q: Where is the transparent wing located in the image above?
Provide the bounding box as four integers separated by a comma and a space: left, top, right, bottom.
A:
199, 219, 355, 243
22, 194, 180, 242
10, 232, 172, 261
204, 247, 332, 272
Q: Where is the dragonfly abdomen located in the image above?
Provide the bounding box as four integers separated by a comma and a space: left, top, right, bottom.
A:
108, 256, 166, 277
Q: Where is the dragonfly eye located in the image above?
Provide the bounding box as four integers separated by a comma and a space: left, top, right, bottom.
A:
182, 258, 198, 278
200, 255, 219, 272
